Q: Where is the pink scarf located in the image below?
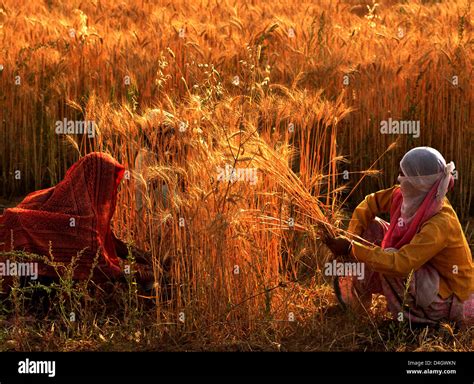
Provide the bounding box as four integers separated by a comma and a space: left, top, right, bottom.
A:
382, 180, 444, 250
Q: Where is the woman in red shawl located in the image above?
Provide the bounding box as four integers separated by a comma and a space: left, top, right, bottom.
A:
326, 147, 474, 327
0, 152, 152, 289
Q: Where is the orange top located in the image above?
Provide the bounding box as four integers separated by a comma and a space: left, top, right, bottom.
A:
348, 186, 474, 301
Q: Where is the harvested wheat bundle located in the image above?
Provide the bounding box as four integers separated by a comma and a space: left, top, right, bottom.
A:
240, 133, 399, 247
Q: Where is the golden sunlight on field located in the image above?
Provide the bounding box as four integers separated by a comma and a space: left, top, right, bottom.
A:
0, 0, 472, 353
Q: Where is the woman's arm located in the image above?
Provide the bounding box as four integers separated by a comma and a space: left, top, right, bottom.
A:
351, 213, 449, 277
348, 185, 397, 236
111, 233, 152, 265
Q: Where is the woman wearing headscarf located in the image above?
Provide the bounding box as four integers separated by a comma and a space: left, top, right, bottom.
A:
0, 152, 154, 291
326, 147, 474, 326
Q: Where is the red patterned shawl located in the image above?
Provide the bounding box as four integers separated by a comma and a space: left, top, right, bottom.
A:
0, 152, 125, 281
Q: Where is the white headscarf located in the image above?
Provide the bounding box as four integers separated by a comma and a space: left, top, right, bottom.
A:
397, 147, 455, 222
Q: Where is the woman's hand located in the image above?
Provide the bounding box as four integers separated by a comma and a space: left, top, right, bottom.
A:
324, 236, 353, 259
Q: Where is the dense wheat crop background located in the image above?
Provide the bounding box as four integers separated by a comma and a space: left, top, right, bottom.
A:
0, 0, 473, 351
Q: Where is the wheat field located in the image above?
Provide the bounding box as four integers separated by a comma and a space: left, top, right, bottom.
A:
0, 0, 473, 352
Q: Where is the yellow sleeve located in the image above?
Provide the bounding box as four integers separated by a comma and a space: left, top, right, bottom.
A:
348, 186, 397, 236
351, 214, 449, 278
